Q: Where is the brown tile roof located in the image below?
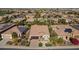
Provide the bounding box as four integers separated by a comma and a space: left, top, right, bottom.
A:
2, 26, 21, 34
30, 25, 50, 36
52, 25, 79, 37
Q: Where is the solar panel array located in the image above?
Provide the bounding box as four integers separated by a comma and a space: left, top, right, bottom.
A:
0, 23, 15, 33
71, 24, 79, 30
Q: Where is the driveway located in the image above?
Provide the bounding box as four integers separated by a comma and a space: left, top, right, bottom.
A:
0, 38, 11, 47
30, 39, 39, 47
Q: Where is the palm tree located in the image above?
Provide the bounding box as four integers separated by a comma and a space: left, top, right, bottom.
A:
15, 20, 20, 26
34, 11, 41, 18
12, 32, 18, 45
57, 38, 64, 45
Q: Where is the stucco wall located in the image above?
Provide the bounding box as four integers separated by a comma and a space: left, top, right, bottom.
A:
1, 34, 12, 40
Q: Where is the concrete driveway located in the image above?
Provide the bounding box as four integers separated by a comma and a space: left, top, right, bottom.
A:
30, 39, 39, 47
0, 38, 11, 47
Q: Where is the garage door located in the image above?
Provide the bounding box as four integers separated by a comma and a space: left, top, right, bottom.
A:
31, 36, 39, 40
1, 34, 12, 40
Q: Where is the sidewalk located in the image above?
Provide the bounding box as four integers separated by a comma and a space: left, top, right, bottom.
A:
0, 45, 79, 50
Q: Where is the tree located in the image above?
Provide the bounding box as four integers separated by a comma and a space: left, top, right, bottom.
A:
57, 38, 64, 45
21, 40, 30, 46
12, 32, 18, 39
49, 26, 52, 34
49, 37, 64, 46
45, 42, 52, 47
0, 34, 2, 41
51, 20, 55, 25
15, 20, 20, 26
6, 41, 13, 45
49, 36, 58, 41
58, 18, 66, 24
49, 28, 58, 37
34, 11, 41, 18
2, 16, 11, 23
12, 32, 18, 45
28, 10, 32, 13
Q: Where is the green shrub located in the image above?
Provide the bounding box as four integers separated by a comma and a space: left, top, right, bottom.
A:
50, 37, 64, 46
12, 32, 18, 39
39, 42, 43, 47
0, 38, 2, 41
45, 43, 52, 47
6, 41, 13, 45
26, 42, 30, 46
21, 40, 30, 46
0, 35, 2, 41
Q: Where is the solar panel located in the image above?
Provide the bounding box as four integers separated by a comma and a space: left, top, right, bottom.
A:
18, 26, 28, 34
0, 23, 15, 33
71, 24, 79, 30
64, 28, 72, 33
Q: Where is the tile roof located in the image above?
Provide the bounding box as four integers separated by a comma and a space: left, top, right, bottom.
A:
30, 25, 50, 36
1, 26, 28, 34
0, 23, 15, 33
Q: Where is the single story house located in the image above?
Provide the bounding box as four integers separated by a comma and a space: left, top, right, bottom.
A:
51, 25, 79, 41
0, 16, 3, 21
28, 25, 50, 41
0, 24, 27, 40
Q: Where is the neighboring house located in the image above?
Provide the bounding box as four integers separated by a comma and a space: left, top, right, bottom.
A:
52, 25, 70, 41
71, 24, 79, 37
0, 23, 27, 40
0, 16, 3, 21
0, 23, 15, 33
66, 18, 72, 23
29, 25, 50, 41
52, 25, 79, 41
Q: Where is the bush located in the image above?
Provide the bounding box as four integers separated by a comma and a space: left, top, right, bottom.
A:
21, 40, 30, 46
39, 42, 43, 47
0, 35, 2, 41
0, 38, 2, 41
7, 41, 13, 45
45, 43, 52, 47
12, 32, 18, 39
49, 36, 58, 41
50, 37, 64, 46
26, 42, 30, 46
57, 38, 64, 45
17, 39, 21, 43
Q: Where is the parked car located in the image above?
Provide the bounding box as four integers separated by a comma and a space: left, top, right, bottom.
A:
69, 37, 79, 45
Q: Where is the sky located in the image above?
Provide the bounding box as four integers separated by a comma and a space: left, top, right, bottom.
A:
0, 0, 79, 8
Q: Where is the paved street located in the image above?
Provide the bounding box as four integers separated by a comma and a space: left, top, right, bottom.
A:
0, 38, 10, 47
0, 45, 79, 50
